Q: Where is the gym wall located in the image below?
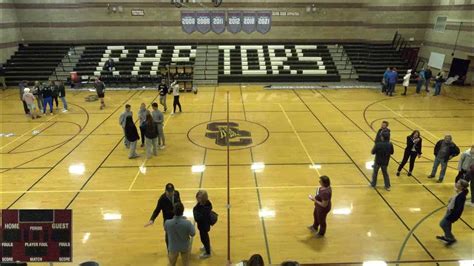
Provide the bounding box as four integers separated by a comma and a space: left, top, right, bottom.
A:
0, 0, 21, 63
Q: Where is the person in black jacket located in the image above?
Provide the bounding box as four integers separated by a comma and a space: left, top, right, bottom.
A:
436, 179, 469, 245
193, 190, 213, 259
397, 130, 422, 176
144, 183, 181, 248
424, 68, 432, 92
41, 82, 54, 115
56, 81, 68, 112
429, 135, 460, 183
374, 121, 390, 142
370, 131, 394, 191
124, 116, 139, 159
143, 113, 159, 159
49, 81, 59, 109
94, 78, 106, 110
104, 58, 115, 72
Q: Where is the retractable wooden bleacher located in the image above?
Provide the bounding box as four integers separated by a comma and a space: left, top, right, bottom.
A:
218, 44, 340, 82
344, 43, 411, 82
3, 44, 70, 86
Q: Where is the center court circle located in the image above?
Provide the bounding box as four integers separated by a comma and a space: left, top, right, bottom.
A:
187, 119, 270, 151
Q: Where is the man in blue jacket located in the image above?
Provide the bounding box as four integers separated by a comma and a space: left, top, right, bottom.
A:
382, 67, 390, 93
386, 67, 398, 96
437, 179, 469, 245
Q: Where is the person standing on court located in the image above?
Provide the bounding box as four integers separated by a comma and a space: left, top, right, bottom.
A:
144, 183, 182, 248
459, 165, 474, 207
429, 135, 460, 183
424, 68, 432, 92
397, 130, 422, 177
415, 68, 426, 94
143, 112, 159, 158
41, 82, 54, 115
401, 69, 411, 96
433, 71, 445, 96
193, 190, 213, 259
158, 79, 169, 112
374, 121, 390, 142
124, 116, 139, 159
381, 67, 390, 93
138, 103, 148, 148
94, 78, 106, 109
370, 131, 394, 191
32, 81, 44, 112
171, 80, 182, 114
49, 80, 59, 110
436, 179, 469, 246
455, 145, 474, 183
165, 202, 195, 266
151, 102, 165, 149
19, 80, 30, 115
308, 175, 332, 237
56, 81, 68, 112
22, 88, 40, 119
119, 104, 133, 148
386, 67, 398, 96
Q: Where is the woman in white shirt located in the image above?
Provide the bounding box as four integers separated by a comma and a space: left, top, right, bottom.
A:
171, 80, 182, 114
402, 69, 412, 96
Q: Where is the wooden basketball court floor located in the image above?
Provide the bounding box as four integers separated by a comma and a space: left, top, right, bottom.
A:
0, 85, 473, 266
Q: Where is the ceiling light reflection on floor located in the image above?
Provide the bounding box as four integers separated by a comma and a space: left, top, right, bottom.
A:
259, 208, 275, 218
409, 208, 421, 212
251, 162, 265, 172
69, 163, 85, 175
82, 232, 91, 244
103, 213, 122, 221
139, 164, 147, 174
459, 260, 474, 266
333, 203, 353, 215
191, 165, 206, 173
183, 209, 194, 219
363, 261, 387, 266
365, 161, 374, 170
309, 164, 322, 169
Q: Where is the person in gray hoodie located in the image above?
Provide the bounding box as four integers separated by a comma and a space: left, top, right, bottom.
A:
137, 103, 148, 148
455, 145, 474, 183
119, 104, 133, 148
151, 102, 165, 149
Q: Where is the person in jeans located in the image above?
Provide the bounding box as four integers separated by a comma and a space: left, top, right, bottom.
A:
32, 81, 44, 112
416, 68, 426, 94
429, 135, 460, 183
124, 116, 139, 159
56, 81, 68, 112
165, 202, 195, 266
370, 131, 394, 191
459, 165, 474, 207
455, 145, 474, 183
143, 113, 159, 158
386, 67, 398, 96
193, 190, 213, 259
119, 104, 133, 148
19, 80, 30, 115
424, 68, 432, 92
381, 67, 390, 93
144, 183, 182, 249
49, 80, 59, 109
433, 71, 445, 96
41, 82, 54, 115
308, 175, 332, 237
158, 79, 169, 112
138, 103, 148, 148
171, 80, 182, 114
397, 130, 422, 177
374, 121, 390, 142
151, 102, 165, 149
436, 179, 469, 245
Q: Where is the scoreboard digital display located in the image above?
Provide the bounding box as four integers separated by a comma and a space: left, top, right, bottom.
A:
1, 209, 72, 263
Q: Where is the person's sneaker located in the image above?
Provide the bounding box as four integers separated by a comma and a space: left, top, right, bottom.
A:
407, 172, 412, 176
314, 234, 324, 238
161, 145, 166, 149
428, 175, 435, 179
62, 109, 68, 112
436, 179, 443, 183
200, 247, 206, 252
307, 225, 316, 232
140, 143, 144, 148
385, 187, 391, 191
368, 184, 375, 188
199, 253, 211, 259
436, 235, 448, 242
445, 239, 457, 246
466, 202, 474, 207
396, 172, 400, 176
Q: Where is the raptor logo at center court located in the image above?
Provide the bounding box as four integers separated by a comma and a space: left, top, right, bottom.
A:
205, 122, 252, 146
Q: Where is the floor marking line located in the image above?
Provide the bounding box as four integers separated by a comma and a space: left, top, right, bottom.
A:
0, 115, 56, 150
128, 160, 147, 191
279, 103, 321, 176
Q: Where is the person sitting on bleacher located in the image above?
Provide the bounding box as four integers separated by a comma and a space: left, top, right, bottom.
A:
104, 58, 115, 72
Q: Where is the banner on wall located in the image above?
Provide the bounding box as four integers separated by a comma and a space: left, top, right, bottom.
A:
196, 11, 211, 33
181, 11, 196, 34
242, 11, 257, 33
211, 11, 226, 34
256, 11, 272, 34
227, 11, 242, 34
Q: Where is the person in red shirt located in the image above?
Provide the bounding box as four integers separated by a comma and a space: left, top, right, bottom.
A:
308, 175, 332, 237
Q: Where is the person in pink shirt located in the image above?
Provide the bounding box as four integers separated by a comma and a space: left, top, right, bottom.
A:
22, 88, 40, 119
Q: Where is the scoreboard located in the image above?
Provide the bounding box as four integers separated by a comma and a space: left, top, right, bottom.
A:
1, 210, 72, 263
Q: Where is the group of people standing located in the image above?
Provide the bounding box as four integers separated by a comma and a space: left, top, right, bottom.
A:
144, 184, 216, 265
370, 121, 472, 246
19, 80, 68, 119
382, 67, 447, 96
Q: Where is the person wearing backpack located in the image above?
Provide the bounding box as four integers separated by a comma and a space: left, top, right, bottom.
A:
193, 190, 214, 259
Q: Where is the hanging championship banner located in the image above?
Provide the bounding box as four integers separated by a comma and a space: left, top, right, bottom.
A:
211, 11, 226, 34
242, 11, 256, 33
181, 11, 196, 34
196, 11, 211, 33
256, 11, 272, 34
227, 11, 242, 34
